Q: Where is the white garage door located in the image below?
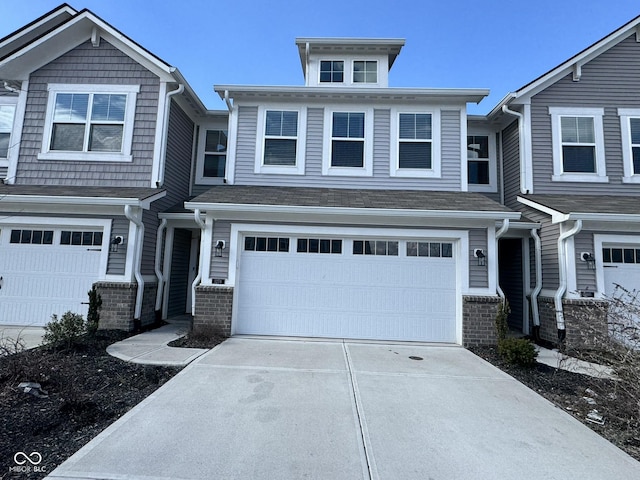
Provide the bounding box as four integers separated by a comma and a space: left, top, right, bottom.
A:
0, 227, 103, 326
236, 235, 458, 342
602, 244, 640, 297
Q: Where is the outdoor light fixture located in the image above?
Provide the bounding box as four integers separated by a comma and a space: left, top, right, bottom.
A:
474, 249, 486, 267
215, 240, 226, 257
581, 252, 596, 270
110, 235, 124, 253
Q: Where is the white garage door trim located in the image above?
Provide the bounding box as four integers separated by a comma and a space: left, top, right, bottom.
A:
228, 224, 469, 344
0, 217, 111, 326
595, 234, 640, 296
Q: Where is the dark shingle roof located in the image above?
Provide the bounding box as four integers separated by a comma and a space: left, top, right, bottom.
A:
189, 185, 515, 213
521, 194, 640, 216
0, 185, 164, 201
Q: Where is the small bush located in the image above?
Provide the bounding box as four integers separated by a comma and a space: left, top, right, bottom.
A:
498, 337, 538, 367
495, 299, 510, 342
43, 311, 86, 350
86, 286, 102, 337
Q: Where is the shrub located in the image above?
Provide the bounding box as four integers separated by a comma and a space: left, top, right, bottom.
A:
86, 286, 102, 337
498, 337, 538, 367
43, 311, 86, 350
495, 299, 510, 342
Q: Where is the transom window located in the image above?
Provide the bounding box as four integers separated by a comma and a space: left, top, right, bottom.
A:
60, 230, 103, 246
320, 61, 344, 83
353, 61, 377, 83
331, 112, 365, 167
264, 110, 298, 166
406, 242, 453, 258
0, 104, 16, 159
244, 236, 290, 252
467, 135, 490, 185
398, 113, 432, 169
602, 247, 640, 264
297, 238, 342, 254
202, 129, 227, 178
353, 240, 399, 256
549, 107, 606, 182
10, 229, 54, 245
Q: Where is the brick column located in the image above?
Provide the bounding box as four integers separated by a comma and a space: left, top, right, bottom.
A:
93, 281, 157, 331
462, 295, 501, 346
537, 296, 608, 348
194, 286, 233, 336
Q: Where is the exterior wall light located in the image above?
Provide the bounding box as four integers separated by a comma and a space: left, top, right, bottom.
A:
215, 240, 226, 257
110, 235, 124, 253
474, 248, 486, 267
581, 252, 596, 270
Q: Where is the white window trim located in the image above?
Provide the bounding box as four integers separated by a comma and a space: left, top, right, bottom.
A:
38, 83, 139, 163
467, 129, 497, 192
0, 96, 18, 167
195, 124, 228, 185
255, 106, 306, 175
618, 108, 640, 183
318, 60, 346, 85
549, 107, 607, 183
322, 107, 374, 176
390, 108, 441, 178
352, 60, 379, 85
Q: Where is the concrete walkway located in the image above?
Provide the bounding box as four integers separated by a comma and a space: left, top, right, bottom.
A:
46, 338, 640, 480
536, 345, 616, 379
106, 323, 209, 367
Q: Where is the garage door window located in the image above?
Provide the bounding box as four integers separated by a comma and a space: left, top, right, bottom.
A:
297, 238, 342, 254
603, 247, 640, 264
244, 236, 290, 252
353, 240, 398, 256
60, 230, 103, 246
10, 229, 54, 245
406, 241, 453, 258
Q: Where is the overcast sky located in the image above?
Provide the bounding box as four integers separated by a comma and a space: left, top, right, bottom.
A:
2, 1, 639, 114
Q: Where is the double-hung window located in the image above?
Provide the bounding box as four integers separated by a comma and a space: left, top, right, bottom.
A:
0, 103, 16, 160
255, 107, 305, 174
549, 107, 606, 182
618, 109, 640, 183
195, 128, 227, 184
39, 84, 138, 162
320, 61, 344, 83
331, 112, 365, 167
390, 110, 440, 177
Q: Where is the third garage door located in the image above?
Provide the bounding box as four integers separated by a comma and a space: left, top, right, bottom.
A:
235, 235, 458, 342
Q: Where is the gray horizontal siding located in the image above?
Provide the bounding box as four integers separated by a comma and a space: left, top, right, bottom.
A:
574, 231, 596, 294
469, 228, 488, 288
106, 216, 129, 275
210, 221, 231, 281
501, 120, 520, 209
0, 166, 7, 179
519, 205, 559, 290
531, 34, 640, 194
16, 40, 160, 187
232, 105, 463, 190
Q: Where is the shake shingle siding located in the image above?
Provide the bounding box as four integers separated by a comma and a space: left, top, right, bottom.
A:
530, 34, 640, 195
232, 105, 463, 190
16, 40, 160, 187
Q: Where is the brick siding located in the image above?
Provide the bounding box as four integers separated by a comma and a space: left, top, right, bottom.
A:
462, 295, 501, 346
194, 286, 234, 336
94, 281, 157, 331
537, 296, 608, 348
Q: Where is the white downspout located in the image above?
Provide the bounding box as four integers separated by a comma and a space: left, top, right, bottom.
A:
224, 90, 232, 112
501, 105, 529, 195
154, 218, 168, 315
124, 205, 145, 323
530, 228, 542, 328
156, 84, 184, 187
192, 209, 206, 316
554, 220, 582, 336
495, 219, 510, 299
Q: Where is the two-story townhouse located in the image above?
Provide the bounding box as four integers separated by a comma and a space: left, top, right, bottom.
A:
488, 14, 640, 346
0, 5, 211, 330
179, 38, 523, 345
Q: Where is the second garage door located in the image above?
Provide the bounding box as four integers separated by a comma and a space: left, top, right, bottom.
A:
235, 235, 458, 342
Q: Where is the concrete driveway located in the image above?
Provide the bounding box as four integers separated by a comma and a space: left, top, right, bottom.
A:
47, 338, 640, 480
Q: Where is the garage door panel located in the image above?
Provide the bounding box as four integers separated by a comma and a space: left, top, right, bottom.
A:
236, 236, 457, 342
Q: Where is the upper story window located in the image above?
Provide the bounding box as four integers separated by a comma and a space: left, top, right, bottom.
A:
353, 61, 377, 84
0, 103, 16, 159
390, 109, 440, 178
255, 107, 306, 175
322, 108, 373, 176
320, 61, 344, 83
39, 84, 139, 162
467, 136, 489, 184
617, 108, 640, 183
199, 129, 227, 183
549, 107, 607, 182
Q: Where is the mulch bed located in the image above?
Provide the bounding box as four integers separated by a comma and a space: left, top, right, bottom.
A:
469, 345, 640, 462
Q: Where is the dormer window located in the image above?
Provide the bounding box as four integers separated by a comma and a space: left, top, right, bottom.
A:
320, 61, 344, 83
353, 61, 377, 83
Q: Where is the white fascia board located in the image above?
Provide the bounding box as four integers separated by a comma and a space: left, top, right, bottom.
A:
0, 191, 166, 209
214, 85, 489, 104
184, 202, 520, 222
517, 196, 569, 223
0, 5, 77, 52
566, 212, 640, 223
